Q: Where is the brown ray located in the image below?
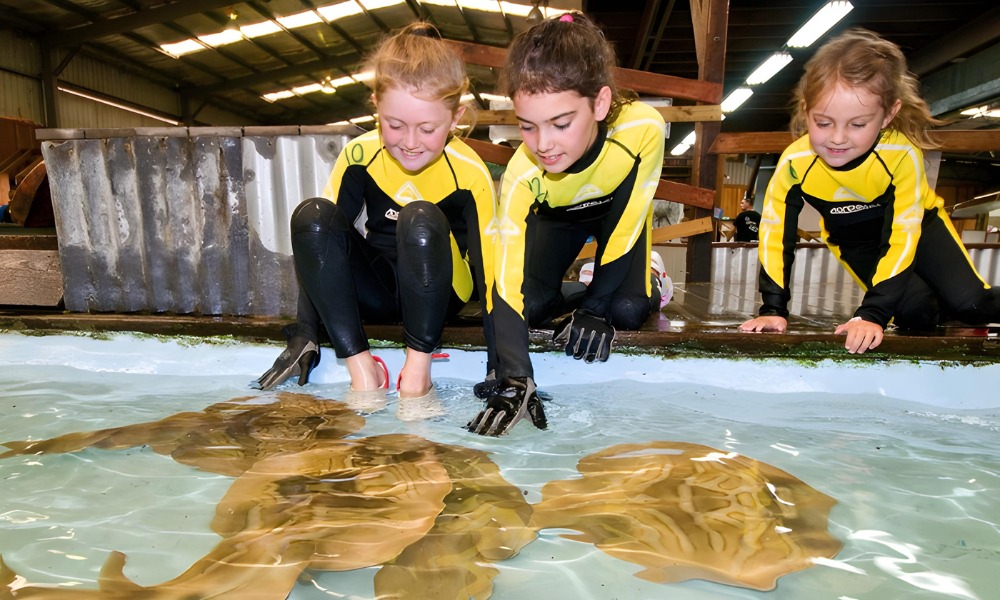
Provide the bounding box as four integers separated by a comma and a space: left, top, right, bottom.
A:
374, 441, 537, 599
212, 434, 454, 571
530, 441, 843, 591
1, 534, 314, 599
1, 398, 538, 600
1, 392, 365, 476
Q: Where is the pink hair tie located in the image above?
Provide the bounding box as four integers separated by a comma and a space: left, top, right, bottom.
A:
559, 14, 574, 22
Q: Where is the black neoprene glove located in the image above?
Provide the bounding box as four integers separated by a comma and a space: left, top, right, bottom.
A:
555, 308, 616, 363
253, 325, 321, 391
473, 369, 501, 399
467, 376, 547, 436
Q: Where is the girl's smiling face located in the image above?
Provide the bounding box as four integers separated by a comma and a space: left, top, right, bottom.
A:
512, 87, 611, 174
807, 82, 901, 168
375, 86, 464, 172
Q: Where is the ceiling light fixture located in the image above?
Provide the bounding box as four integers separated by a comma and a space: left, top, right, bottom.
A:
721, 87, 754, 113
669, 130, 697, 156
786, 1, 854, 48
745, 52, 793, 86
526, 1, 544, 25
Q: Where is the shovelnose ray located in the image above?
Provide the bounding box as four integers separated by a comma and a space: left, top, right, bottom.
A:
213, 433, 536, 599
0, 434, 454, 599
374, 441, 537, 599
2, 408, 535, 600
211, 434, 454, 571
1, 540, 315, 600
530, 441, 843, 591
0, 392, 365, 476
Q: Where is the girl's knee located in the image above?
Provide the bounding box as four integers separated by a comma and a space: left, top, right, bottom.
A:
291, 198, 342, 235
609, 294, 652, 330
398, 202, 449, 248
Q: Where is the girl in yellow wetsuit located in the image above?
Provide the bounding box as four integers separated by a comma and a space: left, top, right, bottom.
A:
468, 12, 666, 436
740, 29, 1000, 354
256, 23, 497, 402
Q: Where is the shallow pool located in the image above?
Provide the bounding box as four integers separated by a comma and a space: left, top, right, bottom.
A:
0, 331, 997, 599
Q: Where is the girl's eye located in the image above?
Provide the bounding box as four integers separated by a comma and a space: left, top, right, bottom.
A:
850, 123, 866, 129
518, 125, 535, 133
815, 121, 831, 128
554, 123, 571, 131
420, 128, 436, 135
388, 124, 404, 130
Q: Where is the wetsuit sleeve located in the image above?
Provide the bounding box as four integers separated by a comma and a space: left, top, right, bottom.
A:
583, 117, 665, 315
853, 147, 927, 327
758, 154, 805, 318
465, 151, 501, 374
319, 148, 353, 203
490, 159, 537, 379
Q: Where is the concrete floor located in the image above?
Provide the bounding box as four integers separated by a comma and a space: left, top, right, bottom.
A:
2, 279, 998, 363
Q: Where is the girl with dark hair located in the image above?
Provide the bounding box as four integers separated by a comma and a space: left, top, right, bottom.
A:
469, 12, 666, 436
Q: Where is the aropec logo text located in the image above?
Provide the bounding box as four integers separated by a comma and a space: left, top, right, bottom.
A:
385, 208, 399, 221
829, 203, 878, 215
568, 197, 612, 211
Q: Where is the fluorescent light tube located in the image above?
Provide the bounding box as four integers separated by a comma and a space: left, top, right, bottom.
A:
786, 1, 855, 48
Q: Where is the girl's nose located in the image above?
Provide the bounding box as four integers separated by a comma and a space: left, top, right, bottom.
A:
536, 129, 553, 152
404, 129, 419, 149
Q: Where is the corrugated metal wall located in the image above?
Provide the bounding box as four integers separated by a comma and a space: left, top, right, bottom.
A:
41, 127, 350, 316
0, 30, 44, 123
709, 244, 1000, 317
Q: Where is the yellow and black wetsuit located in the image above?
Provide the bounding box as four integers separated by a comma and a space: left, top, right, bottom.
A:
491, 101, 666, 378
291, 128, 498, 361
759, 129, 999, 328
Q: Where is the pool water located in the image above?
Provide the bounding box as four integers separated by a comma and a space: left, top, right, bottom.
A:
0, 331, 998, 599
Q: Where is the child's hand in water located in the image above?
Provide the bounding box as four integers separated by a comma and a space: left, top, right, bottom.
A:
834, 317, 883, 354
739, 315, 788, 333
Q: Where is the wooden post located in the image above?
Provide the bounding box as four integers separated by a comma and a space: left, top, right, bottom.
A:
40, 49, 59, 128
686, 0, 729, 283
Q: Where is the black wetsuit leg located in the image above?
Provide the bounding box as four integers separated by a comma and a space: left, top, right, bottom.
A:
887, 275, 940, 330
290, 198, 398, 359
838, 208, 1000, 328
604, 227, 657, 330
396, 201, 455, 353
522, 215, 591, 326
913, 210, 1000, 325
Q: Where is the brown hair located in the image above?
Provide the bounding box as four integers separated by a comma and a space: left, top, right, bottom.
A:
790, 28, 942, 149
502, 11, 635, 125
365, 22, 469, 116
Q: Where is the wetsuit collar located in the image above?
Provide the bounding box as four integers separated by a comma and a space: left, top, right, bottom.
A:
829, 132, 883, 172
562, 121, 608, 174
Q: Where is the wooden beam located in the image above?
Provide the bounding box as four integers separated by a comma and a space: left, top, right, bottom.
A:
710, 130, 1000, 155
445, 39, 507, 69
686, 0, 729, 284
463, 138, 515, 165
445, 39, 722, 104
656, 179, 714, 209
708, 132, 794, 155
652, 217, 715, 244
659, 104, 722, 123
612, 69, 722, 104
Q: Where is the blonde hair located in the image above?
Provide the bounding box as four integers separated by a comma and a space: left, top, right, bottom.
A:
790, 28, 942, 149
502, 11, 636, 125
366, 22, 470, 117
